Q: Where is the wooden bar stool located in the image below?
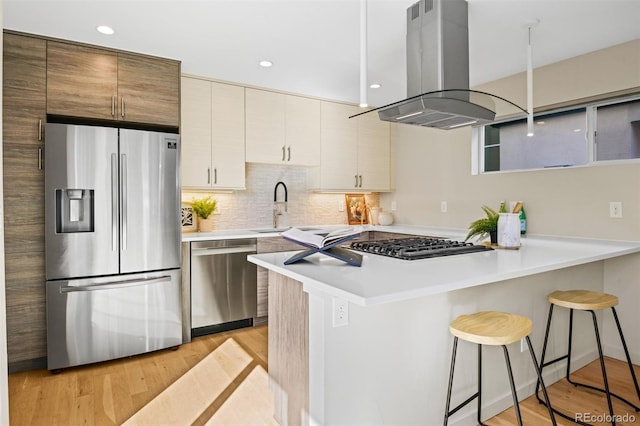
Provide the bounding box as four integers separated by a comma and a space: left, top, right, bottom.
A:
444, 311, 557, 425
535, 290, 640, 425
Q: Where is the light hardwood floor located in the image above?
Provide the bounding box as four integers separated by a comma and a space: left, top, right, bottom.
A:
8, 325, 640, 425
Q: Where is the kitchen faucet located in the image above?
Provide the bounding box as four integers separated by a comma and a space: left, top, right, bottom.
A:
273, 181, 288, 228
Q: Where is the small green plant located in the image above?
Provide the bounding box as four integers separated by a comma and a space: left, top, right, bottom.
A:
191, 196, 217, 219
465, 205, 499, 242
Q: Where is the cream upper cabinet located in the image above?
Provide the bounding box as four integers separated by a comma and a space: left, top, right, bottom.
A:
181, 77, 245, 190
311, 101, 391, 191
356, 109, 391, 191
245, 88, 320, 166
316, 102, 359, 190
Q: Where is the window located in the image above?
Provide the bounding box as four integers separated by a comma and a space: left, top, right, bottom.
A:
478, 95, 640, 172
595, 98, 640, 161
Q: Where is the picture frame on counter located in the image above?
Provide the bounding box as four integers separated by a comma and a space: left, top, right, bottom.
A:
345, 194, 368, 225
181, 203, 197, 232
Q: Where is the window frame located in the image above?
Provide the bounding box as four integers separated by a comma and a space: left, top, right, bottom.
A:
473, 94, 640, 175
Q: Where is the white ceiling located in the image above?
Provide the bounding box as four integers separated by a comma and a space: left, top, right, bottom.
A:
4, 0, 640, 108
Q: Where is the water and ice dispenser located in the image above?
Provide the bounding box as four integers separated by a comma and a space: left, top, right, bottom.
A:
55, 189, 94, 233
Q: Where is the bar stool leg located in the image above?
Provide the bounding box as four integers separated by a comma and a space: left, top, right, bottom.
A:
536, 306, 591, 425
590, 310, 616, 425
477, 344, 484, 425
526, 336, 557, 425
536, 304, 554, 398
502, 345, 523, 426
443, 339, 487, 426
566, 309, 574, 382
611, 307, 640, 404
443, 336, 458, 426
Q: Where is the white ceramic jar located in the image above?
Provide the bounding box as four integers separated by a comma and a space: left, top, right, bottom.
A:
378, 211, 394, 226
497, 213, 520, 248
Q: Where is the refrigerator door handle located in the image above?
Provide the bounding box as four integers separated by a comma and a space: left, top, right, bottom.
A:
121, 153, 128, 251
59, 275, 171, 293
111, 153, 118, 251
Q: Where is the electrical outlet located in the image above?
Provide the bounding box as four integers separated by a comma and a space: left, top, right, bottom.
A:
440, 201, 448, 213
609, 201, 622, 218
332, 297, 349, 327
520, 338, 529, 352
391, 201, 397, 211
338, 200, 345, 212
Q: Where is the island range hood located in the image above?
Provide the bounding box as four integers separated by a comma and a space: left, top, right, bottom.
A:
355, 0, 525, 130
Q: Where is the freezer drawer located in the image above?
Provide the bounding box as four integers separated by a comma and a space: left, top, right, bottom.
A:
46, 269, 182, 370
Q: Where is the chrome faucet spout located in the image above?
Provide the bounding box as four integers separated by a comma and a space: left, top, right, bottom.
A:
274, 181, 288, 203
273, 181, 288, 228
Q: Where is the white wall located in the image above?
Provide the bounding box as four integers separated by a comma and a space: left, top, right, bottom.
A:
381, 40, 640, 364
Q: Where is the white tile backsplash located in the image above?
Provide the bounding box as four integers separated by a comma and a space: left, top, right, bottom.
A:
183, 164, 379, 230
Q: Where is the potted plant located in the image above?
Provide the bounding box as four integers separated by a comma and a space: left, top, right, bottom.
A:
191, 196, 218, 232
465, 205, 499, 244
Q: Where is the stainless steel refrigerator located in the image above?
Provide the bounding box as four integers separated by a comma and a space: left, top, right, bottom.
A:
44, 123, 182, 370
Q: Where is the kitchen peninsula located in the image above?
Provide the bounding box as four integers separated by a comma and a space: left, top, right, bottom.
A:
248, 228, 640, 425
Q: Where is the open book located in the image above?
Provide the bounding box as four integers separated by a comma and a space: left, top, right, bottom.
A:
281, 227, 362, 249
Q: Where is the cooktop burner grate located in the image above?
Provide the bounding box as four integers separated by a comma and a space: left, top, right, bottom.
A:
350, 237, 493, 260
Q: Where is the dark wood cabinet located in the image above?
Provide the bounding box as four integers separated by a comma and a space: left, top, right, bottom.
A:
47, 41, 180, 127
3, 32, 48, 366
117, 53, 180, 127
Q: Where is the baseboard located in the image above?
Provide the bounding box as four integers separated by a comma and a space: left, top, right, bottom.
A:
8, 356, 47, 374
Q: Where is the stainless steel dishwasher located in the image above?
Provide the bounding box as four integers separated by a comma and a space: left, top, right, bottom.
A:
190, 239, 257, 337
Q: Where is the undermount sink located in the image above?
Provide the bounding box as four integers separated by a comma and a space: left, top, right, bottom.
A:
250, 227, 290, 233
250, 226, 321, 233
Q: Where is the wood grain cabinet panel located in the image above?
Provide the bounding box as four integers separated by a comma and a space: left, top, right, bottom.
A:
118, 53, 180, 127
256, 237, 304, 321
3, 32, 48, 366
46, 41, 118, 121
47, 40, 180, 127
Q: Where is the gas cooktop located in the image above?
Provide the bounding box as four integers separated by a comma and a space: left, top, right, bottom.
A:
350, 237, 493, 260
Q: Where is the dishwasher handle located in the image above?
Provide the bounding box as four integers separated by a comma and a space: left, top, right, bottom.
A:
191, 245, 257, 256
60, 276, 171, 293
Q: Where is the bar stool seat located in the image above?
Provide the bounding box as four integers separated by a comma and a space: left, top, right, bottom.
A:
537, 290, 640, 426
444, 311, 556, 426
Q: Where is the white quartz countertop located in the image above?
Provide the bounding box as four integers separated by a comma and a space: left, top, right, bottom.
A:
181, 224, 352, 242
247, 230, 640, 306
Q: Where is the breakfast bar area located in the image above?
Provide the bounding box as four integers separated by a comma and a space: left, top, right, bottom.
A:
249, 230, 640, 425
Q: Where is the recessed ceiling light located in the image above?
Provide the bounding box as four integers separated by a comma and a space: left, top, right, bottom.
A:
259, 60, 273, 68
369, 83, 381, 89
96, 25, 115, 35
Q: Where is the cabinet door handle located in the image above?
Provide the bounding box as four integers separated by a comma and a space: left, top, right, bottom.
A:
121, 97, 126, 118
287, 146, 291, 162
355, 175, 359, 187
359, 175, 363, 188
214, 167, 218, 184
207, 168, 211, 184
282, 146, 286, 161
38, 119, 42, 141
111, 95, 116, 117
38, 148, 43, 170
